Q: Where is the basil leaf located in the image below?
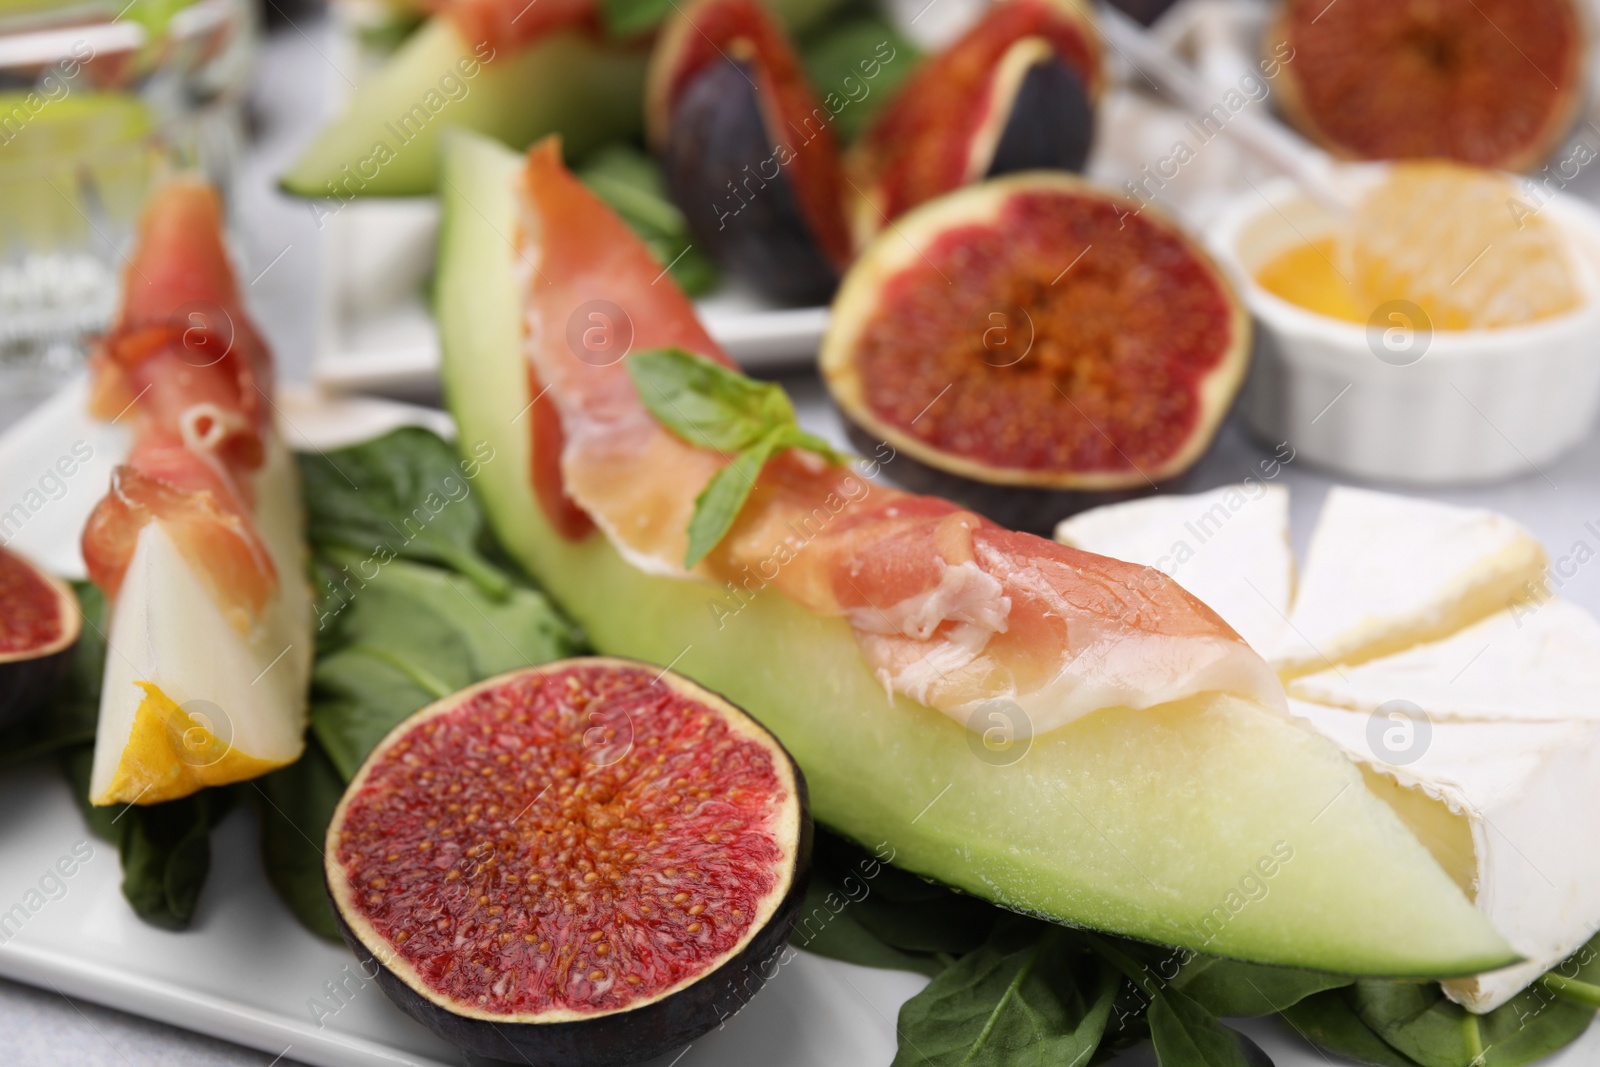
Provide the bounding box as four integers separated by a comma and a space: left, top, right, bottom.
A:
629, 348, 848, 565
297, 427, 511, 599
255, 738, 343, 940
892, 923, 1119, 1067
578, 145, 718, 296
1280, 990, 1423, 1067
1172, 956, 1350, 1018
684, 437, 780, 568
629, 348, 796, 454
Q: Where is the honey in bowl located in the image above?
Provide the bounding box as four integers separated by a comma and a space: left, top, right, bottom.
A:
1255, 162, 1584, 330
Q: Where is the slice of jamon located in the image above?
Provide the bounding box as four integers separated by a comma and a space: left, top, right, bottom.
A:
90, 179, 271, 475
515, 139, 1282, 732
423, 0, 598, 54
82, 434, 277, 631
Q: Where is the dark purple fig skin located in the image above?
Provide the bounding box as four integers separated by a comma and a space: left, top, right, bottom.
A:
325, 680, 814, 1067
986, 57, 1096, 179
0, 565, 78, 732
0, 647, 72, 731
664, 58, 839, 306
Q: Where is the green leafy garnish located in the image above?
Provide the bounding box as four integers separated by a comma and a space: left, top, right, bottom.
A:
307, 550, 577, 779
1092, 935, 1265, 1067
297, 426, 513, 600
627, 347, 847, 567
892, 920, 1119, 1067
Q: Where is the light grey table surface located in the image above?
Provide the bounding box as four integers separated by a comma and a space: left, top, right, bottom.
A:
8, 7, 1600, 1066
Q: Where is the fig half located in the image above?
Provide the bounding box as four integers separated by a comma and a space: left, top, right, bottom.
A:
820, 173, 1250, 532
325, 657, 811, 1066
1270, 0, 1587, 172
646, 0, 852, 305
849, 0, 1101, 244
0, 546, 80, 731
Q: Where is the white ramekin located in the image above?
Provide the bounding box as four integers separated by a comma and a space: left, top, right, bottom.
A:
1207, 173, 1600, 485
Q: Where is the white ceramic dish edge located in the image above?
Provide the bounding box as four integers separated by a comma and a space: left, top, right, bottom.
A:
1208, 173, 1600, 485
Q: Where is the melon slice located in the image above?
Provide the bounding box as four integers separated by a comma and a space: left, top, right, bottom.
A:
433, 128, 1514, 978
90, 436, 313, 805
1054, 484, 1292, 653
1272, 487, 1547, 678
1288, 700, 1600, 1012
280, 18, 647, 198
1291, 599, 1600, 723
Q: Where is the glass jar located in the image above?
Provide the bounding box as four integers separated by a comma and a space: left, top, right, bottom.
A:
0, 0, 256, 417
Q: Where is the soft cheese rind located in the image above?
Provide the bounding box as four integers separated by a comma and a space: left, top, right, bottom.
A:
1272, 487, 1547, 677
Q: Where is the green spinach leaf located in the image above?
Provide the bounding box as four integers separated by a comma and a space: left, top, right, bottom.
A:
297, 427, 511, 599
892, 921, 1118, 1067
115, 787, 233, 930
50, 584, 230, 932
1172, 955, 1350, 1018
1090, 935, 1264, 1067
794, 831, 996, 976
1280, 989, 1420, 1067
1351, 977, 1596, 1067
307, 553, 579, 778
255, 738, 344, 940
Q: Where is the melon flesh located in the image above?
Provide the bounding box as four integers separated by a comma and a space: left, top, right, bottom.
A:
280, 18, 647, 198
91, 435, 314, 805
435, 129, 1512, 978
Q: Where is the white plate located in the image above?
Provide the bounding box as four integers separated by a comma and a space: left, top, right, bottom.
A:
2, 383, 1596, 1067
313, 198, 831, 395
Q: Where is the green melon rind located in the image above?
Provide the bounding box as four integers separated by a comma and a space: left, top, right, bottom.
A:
433, 128, 1516, 980
280, 18, 648, 199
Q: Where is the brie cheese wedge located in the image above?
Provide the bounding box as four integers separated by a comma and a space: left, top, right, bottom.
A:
1271, 487, 1547, 677
1054, 484, 1293, 653
1288, 699, 1600, 1012
1291, 599, 1600, 723
1058, 483, 1599, 1012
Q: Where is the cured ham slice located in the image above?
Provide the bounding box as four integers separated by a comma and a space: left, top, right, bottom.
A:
514, 140, 1281, 734
82, 434, 276, 629
82, 178, 312, 805
82, 180, 277, 625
